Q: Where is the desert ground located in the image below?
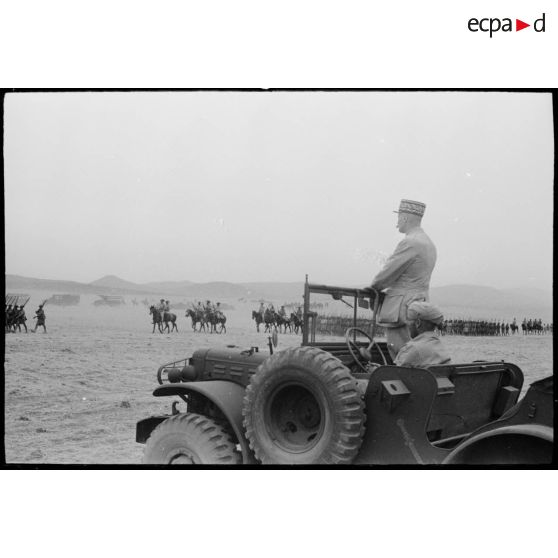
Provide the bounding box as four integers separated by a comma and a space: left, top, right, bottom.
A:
4, 293, 553, 464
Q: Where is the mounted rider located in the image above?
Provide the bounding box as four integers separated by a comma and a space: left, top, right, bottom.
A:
215, 302, 224, 320
278, 305, 287, 319
258, 302, 265, 319
196, 300, 204, 317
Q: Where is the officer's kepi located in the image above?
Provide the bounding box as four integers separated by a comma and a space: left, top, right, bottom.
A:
394, 199, 426, 217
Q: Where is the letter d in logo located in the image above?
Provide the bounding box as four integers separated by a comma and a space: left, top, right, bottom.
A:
534, 13, 546, 32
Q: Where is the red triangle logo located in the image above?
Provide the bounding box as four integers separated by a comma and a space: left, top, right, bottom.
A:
516, 19, 530, 31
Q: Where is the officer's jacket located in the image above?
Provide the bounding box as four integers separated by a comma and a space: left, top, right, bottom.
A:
394, 331, 451, 367
372, 227, 436, 326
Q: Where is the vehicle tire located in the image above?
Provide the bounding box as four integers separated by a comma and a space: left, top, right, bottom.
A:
242, 346, 365, 464
143, 413, 242, 465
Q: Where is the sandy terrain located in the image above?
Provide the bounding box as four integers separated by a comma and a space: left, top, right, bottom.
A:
4, 293, 553, 464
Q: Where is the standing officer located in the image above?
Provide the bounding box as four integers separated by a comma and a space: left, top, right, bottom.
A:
370, 199, 437, 360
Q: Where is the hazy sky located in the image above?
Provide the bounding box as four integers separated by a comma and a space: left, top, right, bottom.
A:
4, 91, 554, 291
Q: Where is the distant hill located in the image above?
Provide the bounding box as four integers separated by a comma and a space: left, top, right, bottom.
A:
89, 275, 146, 292
5, 274, 552, 321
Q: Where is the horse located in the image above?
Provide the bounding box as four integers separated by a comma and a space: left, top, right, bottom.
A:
263, 309, 277, 333
275, 313, 292, 333
205, 310, 227, 334
149, 306, 163, 333
186, 308, 206, 332
162, 311, 178, 333
510, 322, 519, 335
252, 310, 264, 332
290, 312, 303, 335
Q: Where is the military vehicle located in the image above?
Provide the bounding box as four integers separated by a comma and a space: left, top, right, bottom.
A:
136, 278, 553, 465
93, 294, 125, 306
47, 294, 80, 306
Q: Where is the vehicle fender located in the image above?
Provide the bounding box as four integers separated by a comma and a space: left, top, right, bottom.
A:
443, 423, 554, 465
153, 381, 256, 464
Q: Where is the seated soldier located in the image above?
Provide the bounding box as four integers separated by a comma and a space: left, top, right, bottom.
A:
393, 301, 451, 367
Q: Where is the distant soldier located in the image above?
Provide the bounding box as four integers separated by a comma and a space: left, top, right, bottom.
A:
278, 305, 287, 319
32, 304, 47, 333
158, 298, 166, 316
13, 305, 27, 333
258, 302, 265, 319
5, 304, 11, 331
295, 306, 303, 320
6, 304, 15, 331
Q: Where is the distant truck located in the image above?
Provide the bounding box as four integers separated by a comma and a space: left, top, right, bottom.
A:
93, 295, 125, 306
47, 294, 80, 306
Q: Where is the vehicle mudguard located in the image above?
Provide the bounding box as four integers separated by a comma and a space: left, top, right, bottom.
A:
442, 424, 553, 464
152, 381, 257, 464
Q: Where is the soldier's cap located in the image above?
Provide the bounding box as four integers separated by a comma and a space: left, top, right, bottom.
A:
407, 301, 443, 326
393, 199, 426, 217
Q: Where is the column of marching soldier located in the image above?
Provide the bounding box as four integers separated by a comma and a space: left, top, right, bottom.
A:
439, 318, 552, 336
5, 301, 46, 333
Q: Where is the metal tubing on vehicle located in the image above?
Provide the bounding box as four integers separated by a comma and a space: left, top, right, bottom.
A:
152, 381, 257, 464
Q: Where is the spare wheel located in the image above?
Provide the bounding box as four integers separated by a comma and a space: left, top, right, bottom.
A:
242, 346, 365, 464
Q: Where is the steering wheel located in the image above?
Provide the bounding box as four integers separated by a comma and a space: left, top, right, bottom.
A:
345, 327, 376, 373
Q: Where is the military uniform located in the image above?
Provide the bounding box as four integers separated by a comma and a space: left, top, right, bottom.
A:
394, 331, 451, 368
32, 305, 46, 332
372, 200, 436, 358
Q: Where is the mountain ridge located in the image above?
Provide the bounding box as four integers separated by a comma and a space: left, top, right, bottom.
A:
5, 274, 552, 320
